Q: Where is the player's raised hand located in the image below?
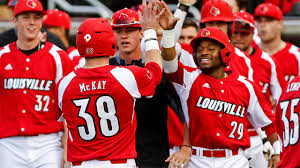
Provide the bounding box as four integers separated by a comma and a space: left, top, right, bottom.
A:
155, 0, 180, 30
138, 0, 165, 31
268, 154, 280, 168
165, 146, 191, 168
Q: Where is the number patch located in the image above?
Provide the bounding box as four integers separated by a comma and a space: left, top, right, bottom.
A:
73, 96, 120, 141
228, 121, 244, 140
35, 95, 50, 112
280, 98, 300, 147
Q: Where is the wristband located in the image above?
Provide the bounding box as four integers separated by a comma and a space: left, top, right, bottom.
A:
181, 144, 191, 148
272, 140, 280, 155
177, 3, 189, 12
144, 29, 159, 52
262, 137, 268, 144
161, 29, 176, 48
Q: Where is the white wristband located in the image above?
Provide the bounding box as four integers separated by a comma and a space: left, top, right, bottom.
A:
144, 29, 159, 52
161, 29, 176, 48
272, 140, 280, 155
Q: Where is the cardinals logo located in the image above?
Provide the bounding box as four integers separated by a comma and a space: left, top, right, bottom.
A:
84, 34, 91, 42
201, 29, 210, 37
261, 6, 268, 13
210, 6, 220, 16
26, 0, 37, 8
117, 13, 130, 24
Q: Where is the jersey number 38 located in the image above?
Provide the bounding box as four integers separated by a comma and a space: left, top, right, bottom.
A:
72, 96, 120, 141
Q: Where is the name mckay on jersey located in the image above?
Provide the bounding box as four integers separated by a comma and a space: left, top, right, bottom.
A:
196, 96, 246, 118
3, 78, 53, 91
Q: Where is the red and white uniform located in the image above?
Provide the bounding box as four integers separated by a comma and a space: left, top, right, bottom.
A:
276, 76, 300, 168
271, 42, 300, 82
164, 59, 275, 167
67, 47, 85, 69
0, 42, 74, 168
58, 63, 161, 164
0, 42, 73, 138
251, 47, 287, 103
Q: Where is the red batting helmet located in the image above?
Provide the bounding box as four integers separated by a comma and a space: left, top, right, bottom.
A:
43, 9, 71, 30
200, 0, 234, 23
13, 0, 46, 17
190, 27, 232, 66
254, 3, 283, 20
76, 18, 117, 58
232, 11, 255, 33
111, 8, 141, 28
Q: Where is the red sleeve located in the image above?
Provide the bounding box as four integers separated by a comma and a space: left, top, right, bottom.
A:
273, 57, 288, 91
58, 50, 75, 77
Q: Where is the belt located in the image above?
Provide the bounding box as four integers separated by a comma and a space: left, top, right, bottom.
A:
72, 159, 127, 166
192, 148, 239, 158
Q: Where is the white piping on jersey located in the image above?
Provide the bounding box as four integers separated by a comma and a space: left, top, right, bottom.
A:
58, 71, 76, 111
261, 51, 282, 102
0, 45, 10, 58
110, 67, 141, 98
288, 45, 300, 75
237, 76, 272, 129
49, 45, 64, 84
235, 47, 254, 81
68, 48, 80, 60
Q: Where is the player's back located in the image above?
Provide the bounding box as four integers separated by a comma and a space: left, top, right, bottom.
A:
276, 75, 300, 168
59, 65, 158, 162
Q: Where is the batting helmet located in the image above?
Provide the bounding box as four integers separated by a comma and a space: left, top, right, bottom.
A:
76, 18, 117, 58
13, 0, 46, 17
190, 27, 232, 66
232, 11, 255, 33
111, 8, 141, 28
200, 0, 234, 24
254, 3, 283, 20
43, 9, 71, 30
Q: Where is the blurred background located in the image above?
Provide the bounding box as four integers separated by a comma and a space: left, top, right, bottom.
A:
0, 0, 299, 47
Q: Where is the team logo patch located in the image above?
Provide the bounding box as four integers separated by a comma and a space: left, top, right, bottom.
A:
210, 6, 220, 16
146, 70, 152, 79
201, 29, 210, 37
26, 0, 37, 8
261, 6, 268, 13
84, 34, 91, 42
118, 13, 129, 24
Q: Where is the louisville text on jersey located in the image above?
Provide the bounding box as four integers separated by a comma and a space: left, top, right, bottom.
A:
196, 96, 246, 118
4, 78, 53, 91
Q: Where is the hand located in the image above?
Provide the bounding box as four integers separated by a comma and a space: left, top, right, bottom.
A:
263, 140, 274, 160
138, 0, 165, 31
179, 0, 197, 6
155, 0, 180, 30
165, 146, 191, 168
268, 154, 280, 168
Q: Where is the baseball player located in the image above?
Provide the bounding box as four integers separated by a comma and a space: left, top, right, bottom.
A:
254, 3, 300, 83
110, 5, 184, 168
159, 24, 280, 167
231, 11, 287, 168
199, 0, 254, 81
0, 0, 74, 167
57, 0, 165, 167
42, 9, 84, 68
276, 75, 300, 168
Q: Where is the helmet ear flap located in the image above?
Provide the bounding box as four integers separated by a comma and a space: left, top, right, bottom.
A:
220, 46, 232, 66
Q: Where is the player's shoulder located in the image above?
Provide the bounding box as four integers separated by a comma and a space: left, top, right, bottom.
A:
44, 42, 68, 56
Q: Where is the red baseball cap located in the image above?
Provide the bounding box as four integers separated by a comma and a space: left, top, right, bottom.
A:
254, 3, 283, 20
14, 0, 46, 17
111, 8, 141, 28
200, 0, 234, 23
233, 11, 255, 33
43, 9, 71, 30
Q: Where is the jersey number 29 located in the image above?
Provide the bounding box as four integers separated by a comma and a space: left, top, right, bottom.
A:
72, 96, 120, 141
280, 98, 300, 147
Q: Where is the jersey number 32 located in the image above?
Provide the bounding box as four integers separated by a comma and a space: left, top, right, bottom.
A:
72, 96, 120, 141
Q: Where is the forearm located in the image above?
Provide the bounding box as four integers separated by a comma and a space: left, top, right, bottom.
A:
182, 122, 191, 146
143, 29, 162, 70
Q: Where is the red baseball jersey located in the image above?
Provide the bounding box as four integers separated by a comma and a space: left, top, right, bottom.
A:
250, 48, 287, 103
67, 47, 85, 69
0, 42, 74, 138
166, 61, 274, 150
276, 76, 300, 168
271, 42, 300, 82
58, 63, 161, 162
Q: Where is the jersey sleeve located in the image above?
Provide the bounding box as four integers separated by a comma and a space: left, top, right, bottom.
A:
58, 50, 75, 77
270, 57, 287, 102
238, 76, 274, 129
